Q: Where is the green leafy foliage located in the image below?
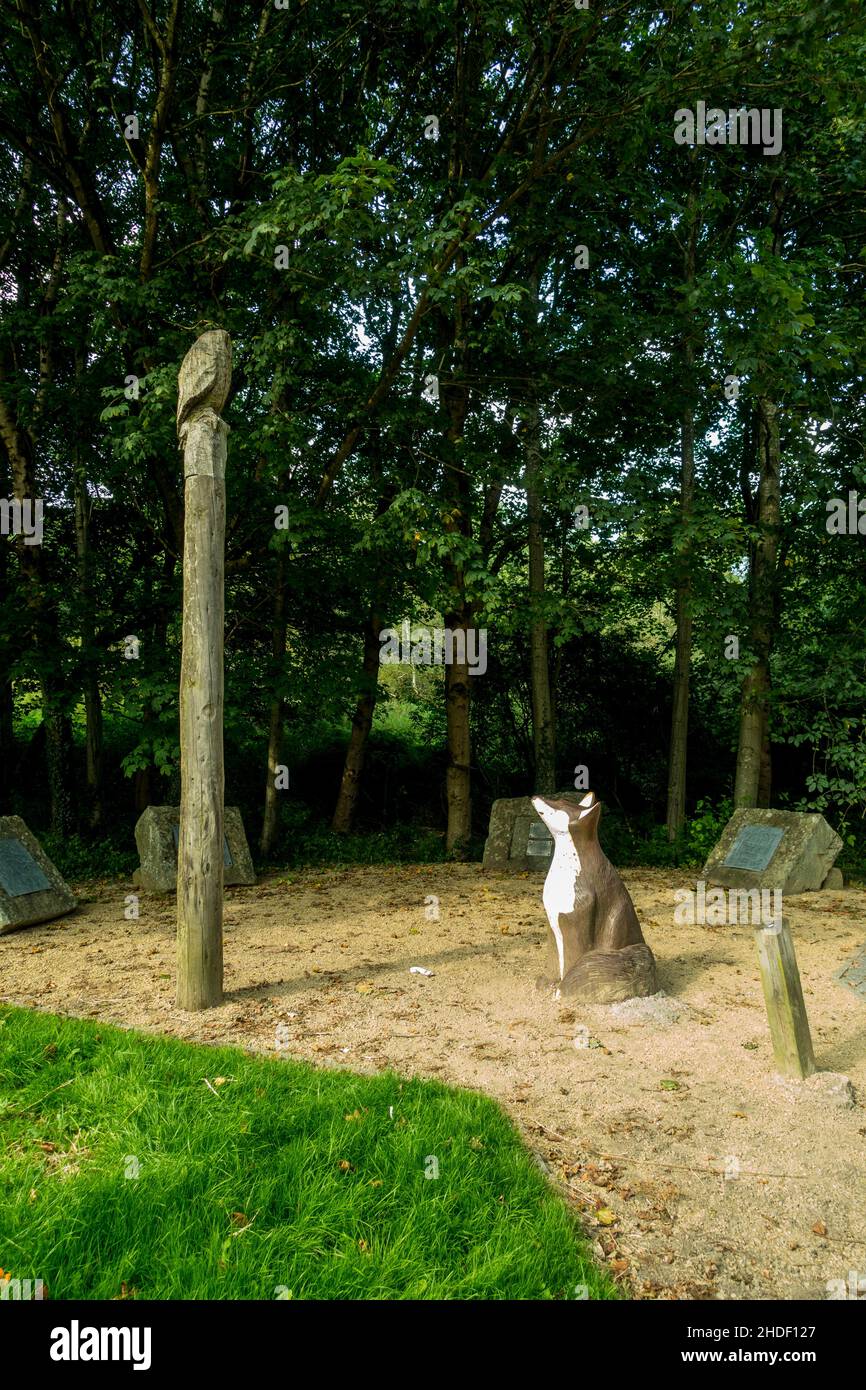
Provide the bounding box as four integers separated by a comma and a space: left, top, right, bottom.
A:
0, 0, 864, 866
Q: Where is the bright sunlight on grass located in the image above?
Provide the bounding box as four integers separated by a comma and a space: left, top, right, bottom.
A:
0, 1006, 615, 1300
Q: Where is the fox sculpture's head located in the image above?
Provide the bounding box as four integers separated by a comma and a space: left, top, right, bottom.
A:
531, 790, 601, 844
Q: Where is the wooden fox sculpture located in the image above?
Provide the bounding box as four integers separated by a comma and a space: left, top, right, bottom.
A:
532, 791, 657, 1003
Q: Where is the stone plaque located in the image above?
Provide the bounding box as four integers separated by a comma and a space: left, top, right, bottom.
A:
0, 838, 52, 897
0, 817, 77, 934
134, 805, 255, 894
703, 809, 841, 895
484, 792, 584, 872
723, 824, 784, 873
172, 823, 233, 869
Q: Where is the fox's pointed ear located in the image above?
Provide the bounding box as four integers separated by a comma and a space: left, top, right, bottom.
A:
577, 791, 600, 820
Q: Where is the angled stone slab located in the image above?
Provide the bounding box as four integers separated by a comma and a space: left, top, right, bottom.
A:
0, 816, 77, 934
134, 805, 255, 894
483, 792, 585, 872
703, 808, 841, 895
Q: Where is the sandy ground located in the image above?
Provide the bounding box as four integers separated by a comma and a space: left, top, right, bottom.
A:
2, 862, 865, 1301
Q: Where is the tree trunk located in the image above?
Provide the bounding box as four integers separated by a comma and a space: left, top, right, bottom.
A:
73, 378, 104, 831
0, 674, 12, 814
758, 718, 773, 807
734, 184, 785, 809
134, 761, 153, 814
259, 550, 288, 858
734, 399, 781, 807
0, 477, 14, 813
666, 178, 698, 841
0, 374, 74, 832
434, 273, 473, 855
445, 614, 472, 854
42, 698, 75, 834
667, 577, 693, 838
525, 398, 556, 795
735, 661, 769, 809
83, 677, 104, 828
332, 606, 382, 833
442, 429, 474, 858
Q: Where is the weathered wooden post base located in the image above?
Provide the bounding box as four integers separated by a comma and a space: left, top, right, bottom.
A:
754, 918, 816, 1080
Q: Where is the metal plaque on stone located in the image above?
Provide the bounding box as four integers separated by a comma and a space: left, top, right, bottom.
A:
722, 824, 784, 873
0, 837, 52, 898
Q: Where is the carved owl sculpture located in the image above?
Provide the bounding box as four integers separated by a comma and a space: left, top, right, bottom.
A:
176, 329, 232, 436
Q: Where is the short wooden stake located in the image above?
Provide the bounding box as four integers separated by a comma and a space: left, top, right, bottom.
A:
175, 330, 232, 1011
754, 917, 816, 1080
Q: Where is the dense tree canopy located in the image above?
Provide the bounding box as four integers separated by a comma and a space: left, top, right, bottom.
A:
1, 0, 864, 872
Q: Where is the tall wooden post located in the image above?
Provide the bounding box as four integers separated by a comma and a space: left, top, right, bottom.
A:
175, 330, 232, 1011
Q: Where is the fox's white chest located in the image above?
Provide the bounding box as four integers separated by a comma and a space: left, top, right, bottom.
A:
542, 838, 580, 979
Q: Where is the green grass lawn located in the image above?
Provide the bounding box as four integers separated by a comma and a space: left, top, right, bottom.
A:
0, 1005, 615, 1300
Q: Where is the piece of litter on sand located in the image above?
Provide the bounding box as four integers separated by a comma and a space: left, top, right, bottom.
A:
409, 966, 434, 976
